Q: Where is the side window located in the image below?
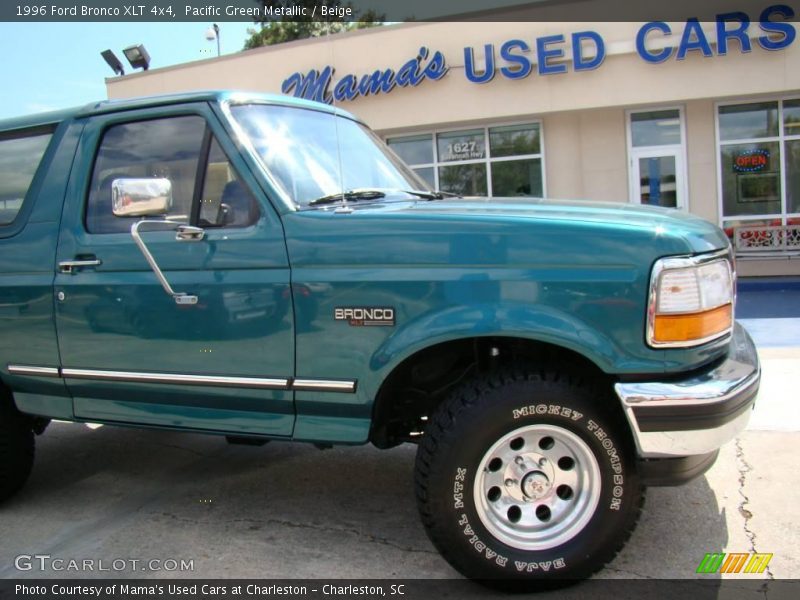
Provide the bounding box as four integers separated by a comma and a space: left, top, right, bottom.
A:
0, 130, 53, 225
86, 116, 206, 233
199, 138, 259, 228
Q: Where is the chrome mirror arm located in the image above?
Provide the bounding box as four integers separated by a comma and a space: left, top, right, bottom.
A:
130, 220, 205, 305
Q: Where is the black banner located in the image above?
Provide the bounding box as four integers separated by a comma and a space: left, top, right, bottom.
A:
2, 580, 800, 600
1, 0, 799, 23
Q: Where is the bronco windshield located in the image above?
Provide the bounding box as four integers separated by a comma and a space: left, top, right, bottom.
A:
229, 104, 430, 208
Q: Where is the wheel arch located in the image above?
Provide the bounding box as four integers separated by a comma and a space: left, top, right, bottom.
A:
368, 332, 618, 448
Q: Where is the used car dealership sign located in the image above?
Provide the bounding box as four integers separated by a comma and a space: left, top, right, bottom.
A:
282, 4, 796, 105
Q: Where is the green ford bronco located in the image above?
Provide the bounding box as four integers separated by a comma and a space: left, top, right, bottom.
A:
0, 91, 759, 586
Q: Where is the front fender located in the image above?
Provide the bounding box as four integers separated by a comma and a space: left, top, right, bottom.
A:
365, 301, 622, 399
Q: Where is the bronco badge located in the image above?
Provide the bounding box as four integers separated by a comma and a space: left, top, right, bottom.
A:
334, 307, 395, 327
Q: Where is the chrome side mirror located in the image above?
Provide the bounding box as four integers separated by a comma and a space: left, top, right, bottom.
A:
112, 178, 172, 217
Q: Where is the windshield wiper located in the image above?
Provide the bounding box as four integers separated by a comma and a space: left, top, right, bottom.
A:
308, 189, 386, 206
402, 189, 460, 200
307, 188, 459, 207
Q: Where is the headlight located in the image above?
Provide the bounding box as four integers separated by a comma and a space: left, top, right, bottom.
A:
647, 252, 734, 348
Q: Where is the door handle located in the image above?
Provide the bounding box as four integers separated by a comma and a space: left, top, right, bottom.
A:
59, 257, 102, 274
175, 224, 205, 242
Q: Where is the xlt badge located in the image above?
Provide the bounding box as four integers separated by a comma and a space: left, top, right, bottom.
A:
334, 307, 395, 327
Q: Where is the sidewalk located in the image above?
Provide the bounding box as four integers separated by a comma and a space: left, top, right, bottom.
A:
729, 277, 800, 577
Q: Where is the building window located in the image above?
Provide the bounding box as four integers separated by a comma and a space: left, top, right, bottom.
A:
718, 98, 800, 243
386, 122, 544, 198
627, 108, 687, 209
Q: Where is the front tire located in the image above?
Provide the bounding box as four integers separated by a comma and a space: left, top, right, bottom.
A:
0, 401, 35, 504
415, 368, 643, 588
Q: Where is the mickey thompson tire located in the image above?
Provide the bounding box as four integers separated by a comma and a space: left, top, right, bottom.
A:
0, 402, 34, 504
414, 369, 644, 588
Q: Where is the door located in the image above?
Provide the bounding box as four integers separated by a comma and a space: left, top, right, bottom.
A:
630, 149, 684, 208
54, 105, 294, 436
627, 108, 687, 209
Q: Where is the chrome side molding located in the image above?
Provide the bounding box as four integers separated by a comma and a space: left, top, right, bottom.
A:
293, 379, 357, 393
7, 365, 60, 377
7, 365, 356, 394
61, 368, 289, 390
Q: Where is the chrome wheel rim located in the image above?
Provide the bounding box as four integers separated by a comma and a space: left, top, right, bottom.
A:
473, 424, 601, 551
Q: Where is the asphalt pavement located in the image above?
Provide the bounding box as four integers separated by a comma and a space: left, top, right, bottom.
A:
0, 278, 798, 591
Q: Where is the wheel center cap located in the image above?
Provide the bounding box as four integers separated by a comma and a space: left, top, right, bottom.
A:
521, 471, 551, 500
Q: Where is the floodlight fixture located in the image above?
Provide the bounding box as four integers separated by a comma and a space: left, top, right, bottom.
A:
101, 49, 125, 76
205, 24, 220, 57
122, 44, 151, 71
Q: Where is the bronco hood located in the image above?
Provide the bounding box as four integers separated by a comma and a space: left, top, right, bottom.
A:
283, 196, 730, 271
406, 197, 730, 255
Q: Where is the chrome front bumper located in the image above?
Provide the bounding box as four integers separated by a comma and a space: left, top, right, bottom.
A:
615, 323, 760, 458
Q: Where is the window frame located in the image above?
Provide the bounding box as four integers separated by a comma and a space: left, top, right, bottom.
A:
0, 123, 57, 235
625, 105, 689, 210
84, 112, 259, 235
385, 119, 546, 198
715, 95, 800, 231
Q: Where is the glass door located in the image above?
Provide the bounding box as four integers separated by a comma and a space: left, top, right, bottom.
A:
627, 108, 687, 209
631, 150, 683, 208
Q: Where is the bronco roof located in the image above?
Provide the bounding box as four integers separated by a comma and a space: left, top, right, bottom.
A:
0, 90, 353, 135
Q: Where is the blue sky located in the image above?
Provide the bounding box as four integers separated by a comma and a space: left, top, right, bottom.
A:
0, 22, 254, 120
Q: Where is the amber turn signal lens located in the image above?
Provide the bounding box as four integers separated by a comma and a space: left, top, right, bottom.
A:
653, 304, 733, 344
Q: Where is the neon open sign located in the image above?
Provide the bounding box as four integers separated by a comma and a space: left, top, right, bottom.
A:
734, 149, 770, 172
